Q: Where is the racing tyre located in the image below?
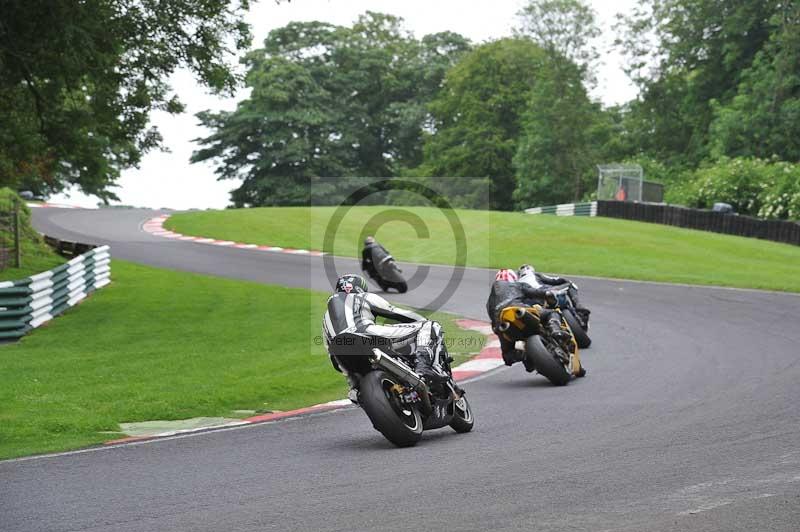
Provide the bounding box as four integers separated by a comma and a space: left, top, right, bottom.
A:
563, 309, 591, 348
449, 395, 474, 433
359, 370, 423, 447
396, 281, 408, 293
524, 336, 570, 386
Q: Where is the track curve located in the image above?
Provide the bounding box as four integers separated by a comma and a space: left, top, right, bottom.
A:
1, 208, 798, 532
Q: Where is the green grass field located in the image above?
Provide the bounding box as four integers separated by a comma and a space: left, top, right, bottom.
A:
166, 206, 800, 292
0, 260, 484, 459
0, 240, 64, 281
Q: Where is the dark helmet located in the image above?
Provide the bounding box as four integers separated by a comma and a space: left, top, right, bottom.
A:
335, 274, 368, 294
364, 236, 376, 245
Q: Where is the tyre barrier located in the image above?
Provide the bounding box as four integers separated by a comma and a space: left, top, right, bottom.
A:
524, 201, 597, 217
0, 245, 111, 340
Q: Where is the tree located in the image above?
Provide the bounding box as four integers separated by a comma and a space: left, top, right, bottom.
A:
192, 13, 470, 207
512, 0, 605, 206
0, 0, 253, 200
515, 0, 599, 80
512, 67, 608, 207
414, 38, 547, 210
615, 0, 781, 166
709, 2, 800, 162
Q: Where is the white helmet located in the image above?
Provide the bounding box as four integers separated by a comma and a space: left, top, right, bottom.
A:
517, 264, 540, 288
518, 264, 535, 277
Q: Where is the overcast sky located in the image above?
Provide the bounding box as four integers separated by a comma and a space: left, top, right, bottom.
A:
52, 0, 639, 209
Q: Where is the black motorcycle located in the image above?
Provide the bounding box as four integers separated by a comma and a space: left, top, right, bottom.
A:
327, 332, 473, 447
550, 283, 591, 348
367, 255, 408, 293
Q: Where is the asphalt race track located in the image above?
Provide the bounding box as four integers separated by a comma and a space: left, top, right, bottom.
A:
1, 208, 798, 532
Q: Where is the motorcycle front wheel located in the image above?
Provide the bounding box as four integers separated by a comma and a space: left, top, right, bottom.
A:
360, 370, 423, 447
524, 336, 570, 386
449, 395, 474, 433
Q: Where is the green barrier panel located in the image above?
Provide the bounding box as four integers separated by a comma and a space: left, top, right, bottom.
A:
0, 318, 30, 331
0, 296, 35, 308
0, 244, 111, 340
0, 328, 29, 340
0, 305, 33, 318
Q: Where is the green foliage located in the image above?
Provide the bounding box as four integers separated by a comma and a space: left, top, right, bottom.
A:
512, 63, 607, 207
0, 188, 62, 278
0, 0, 252, 200
616, 0, 782, 166
511, 0, 608, 207
709, 3, 800, 162
192, 14, 470, 207
669, 158, 800, 220
415, 38, 547, 210
515, 0, 600, 78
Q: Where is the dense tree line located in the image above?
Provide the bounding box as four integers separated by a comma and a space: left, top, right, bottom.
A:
194, 3, 614, 210
200, 0, 800, 217
2, 1, 797, 218
192, 13, 471, 207
613, 0, 800, 218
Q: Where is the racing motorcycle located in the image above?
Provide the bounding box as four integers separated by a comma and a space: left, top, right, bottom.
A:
550, 283, 591, 348
368, 255, 408, 293
495, 305, 584, 386
327, 332, 473, 447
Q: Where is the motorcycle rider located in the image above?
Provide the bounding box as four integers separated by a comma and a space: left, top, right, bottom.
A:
517, 264, 590, 321
486, 269, 573, 367
323, 274, 448, 402
361, 236, 391, 284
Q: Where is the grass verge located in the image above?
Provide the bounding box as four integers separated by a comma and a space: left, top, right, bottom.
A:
0, 260, 485, 459
166, 206, 800, 292
0, 190, 63, 281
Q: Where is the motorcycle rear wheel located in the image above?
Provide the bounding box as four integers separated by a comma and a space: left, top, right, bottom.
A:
524, 336, 570, 386
563, 309, 591, 348
360, 370, 423, 447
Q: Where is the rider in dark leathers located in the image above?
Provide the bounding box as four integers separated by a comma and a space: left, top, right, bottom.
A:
361, 236, 391, 283
323, 274, 447, 402
486, 269, 572, 367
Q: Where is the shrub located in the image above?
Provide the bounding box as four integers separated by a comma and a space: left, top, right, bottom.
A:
671, 158, 800, 220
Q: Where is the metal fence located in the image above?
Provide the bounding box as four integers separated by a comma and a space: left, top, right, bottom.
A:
596, 201, 800, 246
596, 164, 664, 203
0, 245, 111, 340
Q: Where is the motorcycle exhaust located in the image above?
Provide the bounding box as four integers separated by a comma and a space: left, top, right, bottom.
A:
514, 308, 527, 319
371, 349, 432, 415
497, 321, 511, 332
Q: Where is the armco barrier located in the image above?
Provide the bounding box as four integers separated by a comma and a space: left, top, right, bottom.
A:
0, 245, 111, 339
596, 201, 800, 246
525, 201, 597, 217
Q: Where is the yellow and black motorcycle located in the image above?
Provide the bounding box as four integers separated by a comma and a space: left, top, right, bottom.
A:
495, 305, 584, 386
